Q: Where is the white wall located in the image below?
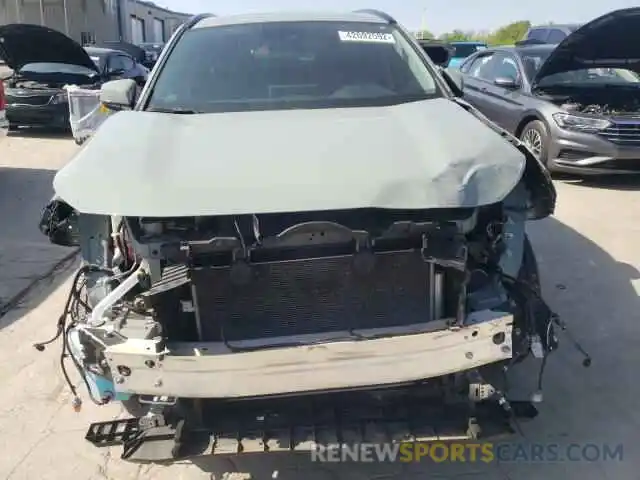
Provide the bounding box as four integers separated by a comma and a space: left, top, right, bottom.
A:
0, 0, 191, 44
120, 0, 191, 43
0, 0, 120, 43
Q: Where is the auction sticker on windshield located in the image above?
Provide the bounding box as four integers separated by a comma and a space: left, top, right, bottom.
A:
338, 31, 395, 43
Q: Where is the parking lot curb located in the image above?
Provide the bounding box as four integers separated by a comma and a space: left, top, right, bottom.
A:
0, 248, 79, 318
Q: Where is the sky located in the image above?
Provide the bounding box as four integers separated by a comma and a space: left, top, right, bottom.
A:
155, 0, 640, 36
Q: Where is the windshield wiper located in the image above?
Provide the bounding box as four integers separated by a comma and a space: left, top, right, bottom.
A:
146, 107, 201, 114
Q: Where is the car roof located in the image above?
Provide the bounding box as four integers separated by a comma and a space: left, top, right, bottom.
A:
84, 46, 118, 56
193, 11, 389, 29
529, 23, 580, 30
418, 39, 449, 45
486, 44, 556, 55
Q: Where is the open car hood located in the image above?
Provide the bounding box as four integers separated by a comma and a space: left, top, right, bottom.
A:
54, 99, 526, 217
532, 7, 640, 87
0, 23, 99, 72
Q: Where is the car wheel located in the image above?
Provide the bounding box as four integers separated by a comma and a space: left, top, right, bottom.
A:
519, 120, 550, 167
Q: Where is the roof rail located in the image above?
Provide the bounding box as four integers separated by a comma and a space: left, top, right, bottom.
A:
184, 12, 216, 29
353, 9, 397, 24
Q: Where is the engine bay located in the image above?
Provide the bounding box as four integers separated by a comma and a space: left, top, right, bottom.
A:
54, 203, 548, 382
32, 193, 592, 461
129, 208, 477, 244
120, 208, 481, 345
6, 79, 61, 89
36, 179, 596, 402
6, 70, 100, 90
541, 86, 640, 116
39, 199, 558, 374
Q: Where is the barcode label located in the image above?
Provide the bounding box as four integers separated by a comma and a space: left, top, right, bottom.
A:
338, 31, 395, 44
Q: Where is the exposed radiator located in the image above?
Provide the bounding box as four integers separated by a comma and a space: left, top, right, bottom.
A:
190, 251, 438, 342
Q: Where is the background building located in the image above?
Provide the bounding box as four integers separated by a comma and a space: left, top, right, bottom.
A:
0, 0, 193, 45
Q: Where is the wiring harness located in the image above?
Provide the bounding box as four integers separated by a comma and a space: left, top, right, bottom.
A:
33, 265, 116, 409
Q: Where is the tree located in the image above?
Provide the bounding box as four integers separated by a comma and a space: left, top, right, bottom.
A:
414, 29, 435, 40
438, 30, 474, 42
486, 20, 531, 45
430, 20, 534, 46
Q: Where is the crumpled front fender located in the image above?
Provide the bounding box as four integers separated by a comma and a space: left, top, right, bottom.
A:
453, 99, 556, 220
517, 141, 556, 219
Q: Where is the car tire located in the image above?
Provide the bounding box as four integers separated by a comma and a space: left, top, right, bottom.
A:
519, 120, 550, 168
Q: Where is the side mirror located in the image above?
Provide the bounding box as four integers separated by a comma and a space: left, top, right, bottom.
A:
100, 78, 137, 110
38, 198, 79, 247
494, 76, 519, 89
422, 45, 451, 67
442, 67, 464, 97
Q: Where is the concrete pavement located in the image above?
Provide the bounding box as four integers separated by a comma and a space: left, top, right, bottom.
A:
0, 130, 639, 479
0, 130, 78, 320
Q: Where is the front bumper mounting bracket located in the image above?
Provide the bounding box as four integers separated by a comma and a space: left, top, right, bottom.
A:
84, 393, 539, 463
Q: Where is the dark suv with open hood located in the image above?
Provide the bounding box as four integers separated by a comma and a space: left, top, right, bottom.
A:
456, 8, 640, 174
0, 24, 147, 130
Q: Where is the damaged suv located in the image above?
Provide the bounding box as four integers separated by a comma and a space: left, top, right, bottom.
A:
458, 7, 640, 174
36, 10, 586, 462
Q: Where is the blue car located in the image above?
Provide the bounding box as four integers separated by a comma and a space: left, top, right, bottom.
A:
447, 41, 487, 69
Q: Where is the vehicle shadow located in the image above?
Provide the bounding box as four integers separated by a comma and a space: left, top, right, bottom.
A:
0, 167, 77, 327
181, 215, 640, 480
557, 173, 640, 191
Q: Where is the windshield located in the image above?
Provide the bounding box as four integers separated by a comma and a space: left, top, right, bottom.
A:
522, 51, 640, 85
19, 62, 97, 76
146, 21, 441, 113
452, 44, 486, 58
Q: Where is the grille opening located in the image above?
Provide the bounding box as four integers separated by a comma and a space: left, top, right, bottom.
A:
599, 122, 640, 146
590, 159, 640, 171
5, 93, 53, 106
557, 149, 594, 161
